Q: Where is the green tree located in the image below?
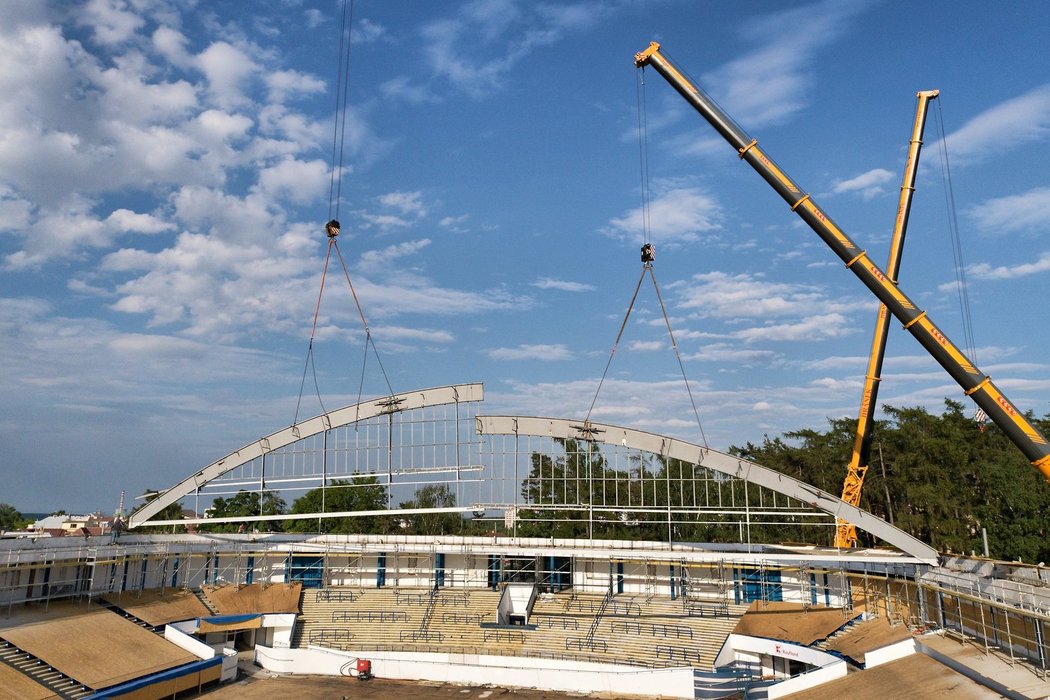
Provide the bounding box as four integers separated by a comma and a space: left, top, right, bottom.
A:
131, 490, 188, 534
518, 438, 605, 538
285, 477, 389, 534
0, 503, 27, 531
202, 490, 287, 532
731, 400, 1049, 562
398, 483, 463, 535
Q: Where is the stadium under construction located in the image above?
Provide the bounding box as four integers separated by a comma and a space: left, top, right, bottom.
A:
1, 383, 1048, 699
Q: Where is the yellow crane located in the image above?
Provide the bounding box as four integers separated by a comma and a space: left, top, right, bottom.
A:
836, 89, 939, 549
633, 43, 1050, 489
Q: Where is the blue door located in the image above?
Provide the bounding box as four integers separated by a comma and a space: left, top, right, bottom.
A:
736, 567, 783, 603
289, 555, 324, 589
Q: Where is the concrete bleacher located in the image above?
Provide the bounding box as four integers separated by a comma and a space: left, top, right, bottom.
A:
295, 586, 745, 669
0, 601, 200, 696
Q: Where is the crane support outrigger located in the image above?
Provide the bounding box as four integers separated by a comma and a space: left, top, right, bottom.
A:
633, 42, 1050, 483
836, 89, 939, 549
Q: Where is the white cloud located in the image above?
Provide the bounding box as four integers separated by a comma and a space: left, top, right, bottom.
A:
939, 84, 1050, 164
531, 278, 595, 292
968, 251, 1050, 280
488, 343, 573, 361
380, 191, 427, 217
255, 158, 329, 205
104, 209, 175, 234
684, 343, 778, 364
967, 187, 1050, 236
266, 69, 325, 104
703, 0, 871, 126
152, 26, 192, 67
195, 41, 258, 109
358, 239, 432, 270
672, 271, 829, 319
78, 0, 146, 45
832, 168, 894, 200
420, 1, 602, 98
606, 187, 722, 243
733, 312, 854, 343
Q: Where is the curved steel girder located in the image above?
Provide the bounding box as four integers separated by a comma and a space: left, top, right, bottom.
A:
129, 383, 484, 528
476, 415, 938, 564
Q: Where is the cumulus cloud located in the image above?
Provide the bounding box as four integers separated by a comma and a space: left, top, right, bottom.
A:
605, 187, 722, 243
938, 84, 1050, 165
672, 271, 830, 319
832, 168, 895, 200
733, 312, 853, 343
967, 251, 1050, 280
488, 343, 573, 361
967, 187, 1050, 236
531, 278, 595, 292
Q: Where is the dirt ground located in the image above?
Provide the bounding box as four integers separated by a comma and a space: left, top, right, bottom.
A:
200, 673, 615, 700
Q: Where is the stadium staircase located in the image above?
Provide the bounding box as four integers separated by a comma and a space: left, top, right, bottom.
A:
193, 588, 220, 615
0, 637, 93, 699
96, 598, 163, 634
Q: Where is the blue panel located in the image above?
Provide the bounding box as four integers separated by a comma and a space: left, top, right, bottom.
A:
245, 555, 254, 585
435, 553, 445, 588
289, 555, 324, 589
377, 553, 386, 588
736, 567, 783, 603
488, 555, 500, 590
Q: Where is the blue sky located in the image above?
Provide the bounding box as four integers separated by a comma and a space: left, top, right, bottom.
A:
2, 0, 1049, 513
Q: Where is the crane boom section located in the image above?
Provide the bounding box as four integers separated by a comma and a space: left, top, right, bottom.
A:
837, 89, 939, 549
634, 43, 1050, 481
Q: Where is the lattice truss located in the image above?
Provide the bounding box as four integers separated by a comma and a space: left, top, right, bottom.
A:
142, 394, 828, 545
132, 385, 935, 559
182, 410, 829, 540
187, 399, 486, 519
481, 432, 830, 538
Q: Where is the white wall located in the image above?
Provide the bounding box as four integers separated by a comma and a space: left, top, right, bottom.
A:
256, 646, 696, 699
165, 624, 216, 659
765, 660, 848, 699
863, 637, 915, 668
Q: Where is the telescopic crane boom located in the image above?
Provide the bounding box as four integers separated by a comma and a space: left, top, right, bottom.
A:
633, 42, 1050, 483
836, 89, 938, 549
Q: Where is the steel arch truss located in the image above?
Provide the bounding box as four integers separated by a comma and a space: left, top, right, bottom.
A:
129, 384, 935, 563
475, 416, 937, 563
129, 383, 484, 528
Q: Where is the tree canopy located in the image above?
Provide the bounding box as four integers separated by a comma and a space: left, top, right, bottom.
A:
514, 402, 1048, 562
0, 503, 27, 531
732, 400, 1050, 563
284, 477, 389, 534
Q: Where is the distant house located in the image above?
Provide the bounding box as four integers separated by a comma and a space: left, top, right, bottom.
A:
25, 512, 118, 537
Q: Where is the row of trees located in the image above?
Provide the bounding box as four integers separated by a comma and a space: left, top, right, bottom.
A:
511, 401, 1048, 563
135, 478, 471, 536
61, 399, 1050, 565
513, 437, 806, 543
733, 400, 1050, 563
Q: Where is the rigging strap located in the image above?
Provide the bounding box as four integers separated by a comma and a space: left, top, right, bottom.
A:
585, 257, 709, 448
